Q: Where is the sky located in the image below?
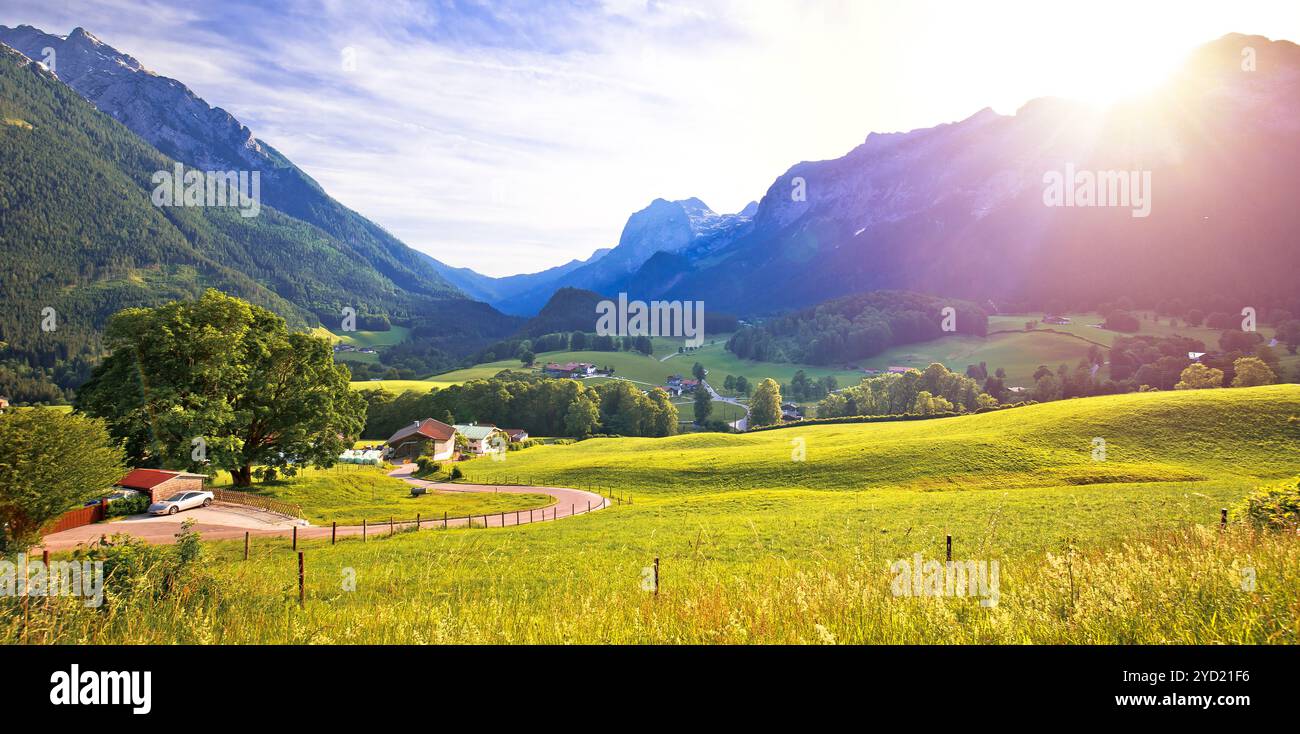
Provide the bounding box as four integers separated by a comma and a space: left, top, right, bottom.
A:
4, 0, 1300, 276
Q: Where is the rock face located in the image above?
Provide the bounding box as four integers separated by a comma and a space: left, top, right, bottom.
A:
443, 33, 1300, 318
0, 24, 467, 301
497, 197, 755, 314
631, 33, 1300, 315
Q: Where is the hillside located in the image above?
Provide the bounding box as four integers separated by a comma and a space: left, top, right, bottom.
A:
0, 37, 516, 400
0, 25, 466, 302
456, 385, 1300, 494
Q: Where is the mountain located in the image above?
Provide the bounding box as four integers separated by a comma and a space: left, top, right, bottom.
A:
0, 25, 475, 303
512, 287, 609, 338
628, 34, 1300, 317
424, 247, 610, 313
499, 197, 755, 314
0, 29, 519, 401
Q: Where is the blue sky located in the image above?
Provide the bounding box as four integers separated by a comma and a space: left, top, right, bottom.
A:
5, 1, 1300, 276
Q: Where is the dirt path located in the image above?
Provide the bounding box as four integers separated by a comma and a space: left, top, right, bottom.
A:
38, 466, 609, 551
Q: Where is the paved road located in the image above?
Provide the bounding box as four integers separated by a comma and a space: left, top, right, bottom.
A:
38, 465, 609, 551
703, 379, 750, 431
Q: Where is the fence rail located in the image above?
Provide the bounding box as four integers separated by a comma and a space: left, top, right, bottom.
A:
42, 503, 105, 534
212, 488, 303, 519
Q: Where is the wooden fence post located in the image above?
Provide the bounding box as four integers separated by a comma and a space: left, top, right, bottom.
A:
331, 521, 336, 545
443, 511, 447, 530
946, 534, 952, 562
42, 550, 50, 608
362, 518, 367, 542
1221, 508, 1228, 530
571, 503, 575, 518
244, 531, 249, 560
297, 552, 305, 607
417, 513, 421, 530
654, 556, 660, 597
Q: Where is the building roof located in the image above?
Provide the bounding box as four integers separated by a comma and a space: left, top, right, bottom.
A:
503, 428, 528, 438
454, 424, 502, 441
386, 418, 456, 445
545, 362, 591, 372
116, 469, 206, 490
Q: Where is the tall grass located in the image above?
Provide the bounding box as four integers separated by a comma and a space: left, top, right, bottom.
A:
4, 522, 1295, 644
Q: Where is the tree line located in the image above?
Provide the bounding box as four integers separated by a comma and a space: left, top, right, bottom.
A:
360, 371, 678, 440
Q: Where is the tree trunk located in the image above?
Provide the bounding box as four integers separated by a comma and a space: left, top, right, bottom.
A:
231, 465, 253, 487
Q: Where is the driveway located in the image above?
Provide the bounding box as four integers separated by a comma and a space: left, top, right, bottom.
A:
38, 466, 609, 550
703, 379, 750, 431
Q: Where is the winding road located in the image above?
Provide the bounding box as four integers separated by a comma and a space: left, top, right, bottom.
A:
38, 465, 609, 551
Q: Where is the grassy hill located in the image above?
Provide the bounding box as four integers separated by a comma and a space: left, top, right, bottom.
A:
350, 337, 866, 393
21, 386, 1300, 644
456, 385, 1300, 495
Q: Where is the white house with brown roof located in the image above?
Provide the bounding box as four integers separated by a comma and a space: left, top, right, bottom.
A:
385, 418, 457, 461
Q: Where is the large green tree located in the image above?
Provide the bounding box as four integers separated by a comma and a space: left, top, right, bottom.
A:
0, 409, 125, 551
1174, 363, 1224, 390
1231, 356, 1276, 387
750, 378, 783, 427
77, 290, 365, 486
693, 386, 713, 424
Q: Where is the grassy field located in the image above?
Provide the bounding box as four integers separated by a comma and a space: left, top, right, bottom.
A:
316, 325, 412, 365
12, 385, 1299, 644
673, 398, 748, 424
350, 339, 867, 393
210, 465, 553, 525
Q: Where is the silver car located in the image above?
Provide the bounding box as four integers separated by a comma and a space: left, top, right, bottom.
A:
148, 490, 214, 515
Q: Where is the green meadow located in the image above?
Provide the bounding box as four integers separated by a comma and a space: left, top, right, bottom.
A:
210, 465, 552, 525
346, 310, 1296, 395
11, 385, 1299, 644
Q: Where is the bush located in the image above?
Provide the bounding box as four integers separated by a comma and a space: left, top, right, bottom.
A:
106, 493, 151, 517
415, 456, 442, 475
1231, 476, 1300, 530
450, 466, 464, 480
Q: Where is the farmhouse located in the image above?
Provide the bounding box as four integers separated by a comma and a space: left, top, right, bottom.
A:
0, 396, 8, 412
1042, 315, 1072, 325
385, 418, 457, 461
544, 362, 595, 378
454, 423, 509, 455
115, 469, 208, 503
503, 428, 529, 442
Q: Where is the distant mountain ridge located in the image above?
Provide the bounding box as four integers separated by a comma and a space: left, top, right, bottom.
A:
0, 24, 479, 306
0, 27, 521, 400
452, 32, 1300, 320
473, 196, 756, 314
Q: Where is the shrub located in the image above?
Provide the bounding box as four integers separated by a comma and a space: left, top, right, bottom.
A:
1230, 476, 1300, 530
450, 466, 464, 480
415, 456, 442, 475
106, 493, 151, 517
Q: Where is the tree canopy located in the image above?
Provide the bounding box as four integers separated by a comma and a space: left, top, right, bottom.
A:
0, 409, 125, 551
77, 290, 365, 486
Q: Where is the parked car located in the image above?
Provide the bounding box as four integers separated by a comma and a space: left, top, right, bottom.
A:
84, 489, 141, 507
148, 490, 214, 515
